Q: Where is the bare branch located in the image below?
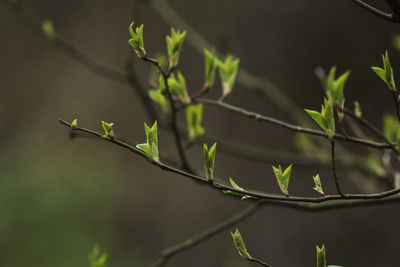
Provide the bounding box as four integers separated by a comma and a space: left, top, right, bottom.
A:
347, 0, 398, 22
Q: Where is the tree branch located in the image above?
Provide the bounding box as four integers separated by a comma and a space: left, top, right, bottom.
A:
193, 98, 395, 150
59, 119, 400, 203
150, 203, 261, 267
347, 0, 398, 22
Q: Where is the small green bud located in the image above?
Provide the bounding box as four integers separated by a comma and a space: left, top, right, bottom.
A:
316, 245, 326, 267
41, 19, 56, 40
217, 55, 240, 98
70, 119, 78, 129
203, 142, 217, 182
128, 21, 146, 59
88, 245, 107, 267
166, 27, 186, 69
136, 121, 159, 161
101, 121, 114, 138
204, 48, 218, 88
186, 103, 205, 141
230, 229, 252, 260
312, 174, 324, 195
272, 164, 292, 197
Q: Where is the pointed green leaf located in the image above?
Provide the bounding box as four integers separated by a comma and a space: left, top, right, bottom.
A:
305, 109, 325, 131
149, 89, 170, 114
218, 55, 240, 98
354, 101, 362, 118
166, 27, 186, 69
137, 121, 159, 160
89, 245, 108, 267
204, 48, 218, 88
168, 72, 190, 103
272, 164, 292, 196
128, 21, 146, 59
101, 121, 114, 138
230, 229, 252, 260
203, 142, 217, 182
186, 103, 205, 141
222, 177, 253, 200
316, 245, 326, 267
312, 174, 324, 195
371, 67, 388, 83
70, 118, 78, 129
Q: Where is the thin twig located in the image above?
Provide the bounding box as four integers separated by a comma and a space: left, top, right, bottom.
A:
330, 140, 345, 197
151, 203, 261, 267
193, 98, 395, 150
343, 107, 395, 148
146, 0, 311, 126
59, 119, 400, 203
249, 257, 272, 267
142, 56, 192, 172
347, 0, 398, 22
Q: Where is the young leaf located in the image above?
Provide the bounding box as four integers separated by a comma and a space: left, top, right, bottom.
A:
168, 72, 190, 103
204, 48, 218, 88
316, 245, 326, 267
312, 174, 324, 195
272, 164, 292, 197
41, 19, 56, 40
371, 51, 396, 91
136, 121, 159, 160
101, 121, 114, 138
383, 113, 399, 142
203, 142, 217, 182
70, 118, 78, 129
354, 101, 362, 118
89, 245, 107, 267
166, 27, 186, 69
326, 66, 351, 122
218, 55, 240, 98
230, 229, 252, 260
128, 21, 146, 59
305, 98, 335, 140
186, 103, 205, 141
222, 177, 252, 200
149, 89, 170, 115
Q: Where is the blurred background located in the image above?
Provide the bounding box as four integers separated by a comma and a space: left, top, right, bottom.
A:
1, 0, 400, 266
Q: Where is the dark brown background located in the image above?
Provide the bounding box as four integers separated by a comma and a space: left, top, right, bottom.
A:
1, 0, 400, 266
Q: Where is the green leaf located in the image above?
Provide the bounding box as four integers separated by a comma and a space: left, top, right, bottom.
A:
305, 98, 335, 140
371, 67, 387, 83
393, 33, 400, 51
166, 27, 187, 69
70, 118, 78, 129
272, 164, 292, 196
230, 229, 252, 260
149, 89, 170, 114
136, 121, 159, 160
222, 177, 252, 200
168, 72, 190, 103
316, 245, 326, 267
41, 19, 56, 40
101, 121, 114, 138
89, 245, 107, 267
353, 101, 362, 118
204, 48, 218, 88
326, 66, 350, 121
128, 21, 146, 59
383, 113, 399, 142
371, 51, 396, 91
305, 110, 325, 131
203, 142, 217, 182
312, 174, 324, 195
186, 103, 205, 141
218, 55, 240, 98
